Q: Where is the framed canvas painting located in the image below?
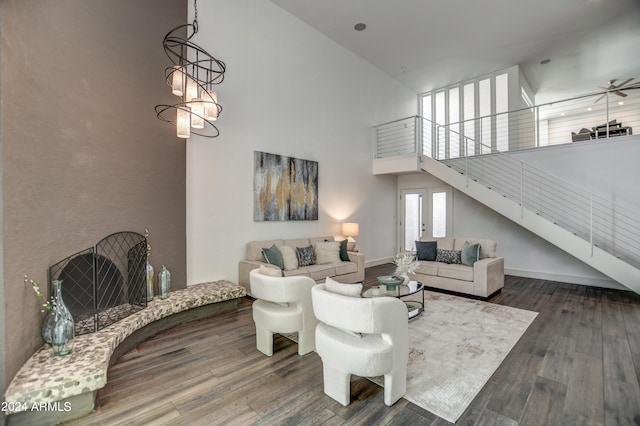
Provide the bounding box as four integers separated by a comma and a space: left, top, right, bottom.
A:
254, 151, 318, 221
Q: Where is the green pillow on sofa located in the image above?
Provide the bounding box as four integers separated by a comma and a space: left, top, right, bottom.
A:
461, 241, 481, 266
262, 244, 284, 269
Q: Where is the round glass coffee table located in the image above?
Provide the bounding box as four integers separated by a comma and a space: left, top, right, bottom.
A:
362, 281, 424, 320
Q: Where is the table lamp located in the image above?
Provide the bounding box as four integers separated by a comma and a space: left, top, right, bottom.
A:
341, 222, 360, 251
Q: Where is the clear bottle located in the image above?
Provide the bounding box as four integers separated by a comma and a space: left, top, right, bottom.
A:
48, 280, 75, 356
158, 265, 171, 299
146, 259, 155, 302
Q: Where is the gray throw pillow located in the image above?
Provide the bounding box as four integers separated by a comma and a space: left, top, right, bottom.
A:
435, 248, 462, 264
262, 244, 284, 269
461, 241, 481, 266
416, 241, 437, 261
296, 245, 316, 267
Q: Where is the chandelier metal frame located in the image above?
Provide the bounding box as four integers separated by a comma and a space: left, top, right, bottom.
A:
155, 1, 226, 138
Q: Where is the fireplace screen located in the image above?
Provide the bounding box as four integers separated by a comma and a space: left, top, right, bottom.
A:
49, 231, 147, 335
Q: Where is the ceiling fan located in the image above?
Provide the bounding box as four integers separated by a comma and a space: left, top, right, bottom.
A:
594, 78, 634, 103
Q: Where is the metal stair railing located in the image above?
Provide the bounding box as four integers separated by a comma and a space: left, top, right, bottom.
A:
436, 128, 640, 269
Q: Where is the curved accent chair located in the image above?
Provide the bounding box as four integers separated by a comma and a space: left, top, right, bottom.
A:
249, 268, 318, 356
311, 284, 408, 406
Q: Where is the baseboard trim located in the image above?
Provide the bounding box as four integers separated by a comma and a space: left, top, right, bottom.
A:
505, 268, 626, 291
365, 257, 393, 268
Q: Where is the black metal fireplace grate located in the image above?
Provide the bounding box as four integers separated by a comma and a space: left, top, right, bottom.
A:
49, 231, 147, 335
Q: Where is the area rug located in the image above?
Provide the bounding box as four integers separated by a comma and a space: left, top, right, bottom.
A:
369, 290, 538, 423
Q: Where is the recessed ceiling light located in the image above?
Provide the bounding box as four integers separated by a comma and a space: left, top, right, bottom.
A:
540, 59, 551, 65
560, 112, 565, 116
354, 23, 366, 31
618, 101, 624, 105
587, 107, 592, 111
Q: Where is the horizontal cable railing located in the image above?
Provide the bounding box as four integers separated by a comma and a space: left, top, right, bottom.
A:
373, 86, 640, 269
374, 116, 422, 158
441, 135, 640, 268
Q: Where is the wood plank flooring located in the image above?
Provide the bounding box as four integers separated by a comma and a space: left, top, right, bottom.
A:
66, 266, 640, 425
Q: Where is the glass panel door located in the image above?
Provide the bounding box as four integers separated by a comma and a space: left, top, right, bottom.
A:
400, 187, 452, 252
400, 189, 425, 252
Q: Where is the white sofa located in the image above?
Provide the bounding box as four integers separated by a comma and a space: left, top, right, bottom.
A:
409, 237, 504, 298
238, 236, 365, 295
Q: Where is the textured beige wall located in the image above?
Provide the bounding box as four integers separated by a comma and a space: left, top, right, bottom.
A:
1, 0, 187, 390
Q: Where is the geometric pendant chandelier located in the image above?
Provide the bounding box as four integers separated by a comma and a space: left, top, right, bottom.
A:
155, 0, 226, 138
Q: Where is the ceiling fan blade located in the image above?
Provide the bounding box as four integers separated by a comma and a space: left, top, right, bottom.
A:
614, 91, 628, 98
597, 86, 609, 90
593, 94, 605, 104
613, 77, 634, 89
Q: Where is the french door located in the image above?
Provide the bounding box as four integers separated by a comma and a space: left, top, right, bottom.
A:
399, 187, 452, 252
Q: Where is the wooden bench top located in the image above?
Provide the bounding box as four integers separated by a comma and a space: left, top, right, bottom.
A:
4, 281, 245, 413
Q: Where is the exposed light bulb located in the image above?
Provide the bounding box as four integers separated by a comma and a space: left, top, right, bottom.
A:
171, 66, 184, 97
176, 106, 191, 138
191, 99, 204, 129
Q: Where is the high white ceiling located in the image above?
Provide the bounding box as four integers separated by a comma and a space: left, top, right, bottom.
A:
271, 0, 640, 103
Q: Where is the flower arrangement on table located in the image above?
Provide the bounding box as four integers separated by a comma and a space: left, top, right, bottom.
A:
393, 252, 421, 278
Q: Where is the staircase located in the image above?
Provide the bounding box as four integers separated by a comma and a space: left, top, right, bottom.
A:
372, 86, 640, 293
421, 152, 640, 294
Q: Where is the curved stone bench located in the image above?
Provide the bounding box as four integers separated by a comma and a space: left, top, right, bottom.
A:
4, 280, 245, 425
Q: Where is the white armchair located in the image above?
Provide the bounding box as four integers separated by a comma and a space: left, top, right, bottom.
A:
311, 284, 408, 406
249, 268, 318, 356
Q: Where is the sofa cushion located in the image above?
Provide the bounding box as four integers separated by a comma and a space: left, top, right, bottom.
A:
262, 244, 284, 269
304, 264, 337, 281
415, 261, 438, 276
453, 238, 497, 259
286, 238, 311, 249
420, 236, 453, 251
335, 261, 357, 275
314, 241, 341, 264
461, 241, 480, 266
247, 239, 284, 261
416, 240, 437, 261
310, 236, 334, 245
438, 263, 474, 282
279, 245, 299, 270
436, 249, 462, 264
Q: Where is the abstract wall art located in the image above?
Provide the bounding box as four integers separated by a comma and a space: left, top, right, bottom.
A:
254, 151, 318, 221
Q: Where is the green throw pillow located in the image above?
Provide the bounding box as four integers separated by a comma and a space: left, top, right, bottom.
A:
339, 239, 350, 261
461, 241, 481, 266
262, 244, 284, 269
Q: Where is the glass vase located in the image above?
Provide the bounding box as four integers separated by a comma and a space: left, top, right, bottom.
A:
42, 280, 75, 356
158, 265, 171, 299
146, 260, 155, 302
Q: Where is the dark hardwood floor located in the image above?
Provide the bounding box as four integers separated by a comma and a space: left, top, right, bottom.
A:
66, 265, 640, 425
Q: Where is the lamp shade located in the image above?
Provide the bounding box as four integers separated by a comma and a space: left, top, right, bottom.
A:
342, 222, 360, 237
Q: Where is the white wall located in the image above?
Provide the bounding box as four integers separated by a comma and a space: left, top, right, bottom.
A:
509, 135, 640, 209
186, 0, 416, 284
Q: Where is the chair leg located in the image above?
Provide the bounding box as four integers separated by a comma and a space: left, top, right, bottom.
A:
255, 325, 274, 356
322, 363, 351, 406
297, 329, 316, 355
383, 366, 407, 406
